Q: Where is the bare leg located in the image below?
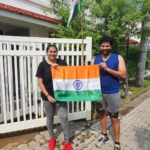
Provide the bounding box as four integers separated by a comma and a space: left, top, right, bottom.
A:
111, 117, 120, 143
99, 111, 107, 134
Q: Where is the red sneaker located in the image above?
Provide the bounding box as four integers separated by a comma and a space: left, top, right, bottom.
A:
48, 138, 56, 150
64, 142, 74, 150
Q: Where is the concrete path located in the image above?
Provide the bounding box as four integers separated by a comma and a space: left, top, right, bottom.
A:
2, 97, 150, 150
72, 97, 150, 150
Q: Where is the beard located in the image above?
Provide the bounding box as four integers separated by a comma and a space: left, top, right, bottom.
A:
101, 50, 111, 55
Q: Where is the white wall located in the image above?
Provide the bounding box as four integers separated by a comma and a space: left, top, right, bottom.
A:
0, 15, 52, 37
0, 0, 58, 19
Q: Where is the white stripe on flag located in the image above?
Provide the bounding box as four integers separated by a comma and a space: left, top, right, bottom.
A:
67, 3, 75, 25
53, 78, 101, 91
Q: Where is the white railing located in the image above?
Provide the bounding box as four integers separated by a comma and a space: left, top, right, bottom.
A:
0, 36, 92, 134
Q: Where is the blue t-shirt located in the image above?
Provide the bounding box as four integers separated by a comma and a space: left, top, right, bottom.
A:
94, 54, 120, 94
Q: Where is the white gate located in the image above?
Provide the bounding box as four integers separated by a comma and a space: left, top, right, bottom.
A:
0, 36, 92, 134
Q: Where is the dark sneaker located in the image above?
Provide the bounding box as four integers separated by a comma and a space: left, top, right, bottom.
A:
95, 134, 109, 147
114, 144, 121, 150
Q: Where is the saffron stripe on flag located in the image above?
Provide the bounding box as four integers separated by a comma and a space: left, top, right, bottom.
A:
54, 90, 102, 102
51, 65, 100, 80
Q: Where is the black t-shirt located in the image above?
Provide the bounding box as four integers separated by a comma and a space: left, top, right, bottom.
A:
36, 59, 67, 101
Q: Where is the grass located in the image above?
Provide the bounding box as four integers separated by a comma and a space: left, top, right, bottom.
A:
121, 77, 150, 104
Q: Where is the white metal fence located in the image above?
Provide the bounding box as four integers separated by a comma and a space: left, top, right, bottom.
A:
0, 36, 92, 134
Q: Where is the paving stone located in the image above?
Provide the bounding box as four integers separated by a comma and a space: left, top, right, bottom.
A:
31, 143, 42, 150
39, 139, 46, 145
42, 143, 48, 149
40, 131, 48, 136
28, 141, 36, 147
41, 132, 49, 141
16, 144, 29, 150
34, 134, 43, 141
10, 148, 17, 150
11, 97, 150, 150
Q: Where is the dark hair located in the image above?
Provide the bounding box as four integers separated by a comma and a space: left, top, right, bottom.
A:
46, 44, 58, 53
99, 36, 113, 46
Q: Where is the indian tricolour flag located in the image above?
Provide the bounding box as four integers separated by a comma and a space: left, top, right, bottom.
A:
67, 0, 83, 28
51, 65, 102, 102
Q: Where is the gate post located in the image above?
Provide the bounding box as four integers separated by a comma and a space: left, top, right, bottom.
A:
85, 37, 92, 120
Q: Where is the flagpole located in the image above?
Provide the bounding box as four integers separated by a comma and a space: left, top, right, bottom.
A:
80, 10, 84, 66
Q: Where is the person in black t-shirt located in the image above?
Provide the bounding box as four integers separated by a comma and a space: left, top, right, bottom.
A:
36, 45, 74, 150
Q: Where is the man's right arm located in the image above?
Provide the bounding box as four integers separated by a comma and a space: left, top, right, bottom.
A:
99, 55, 127, 79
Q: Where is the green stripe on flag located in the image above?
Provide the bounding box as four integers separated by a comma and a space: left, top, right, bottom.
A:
54, 90, 103, 102
67, 0, 83, 28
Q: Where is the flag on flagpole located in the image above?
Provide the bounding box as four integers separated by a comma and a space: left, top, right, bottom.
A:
51, 65, 102, 102
67, 0, 83, 28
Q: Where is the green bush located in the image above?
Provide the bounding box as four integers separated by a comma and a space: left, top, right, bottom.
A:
118, 45, 150, 77
123, 46, 139, 77
146, 50, 150, 70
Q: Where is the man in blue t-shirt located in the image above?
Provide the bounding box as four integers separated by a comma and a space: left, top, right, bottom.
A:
94, 36, 126, 150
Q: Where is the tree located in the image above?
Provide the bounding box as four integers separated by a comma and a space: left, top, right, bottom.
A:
49, 0, 102, 53
136, 22, 150, 86
91, 0, 142, 47
136, 0, 150, 86
49, 0, 150, 86
87, 0, 150, 86
91, 0, 150, 86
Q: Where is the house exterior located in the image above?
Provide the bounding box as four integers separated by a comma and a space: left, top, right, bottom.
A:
0, 0, 60, 37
